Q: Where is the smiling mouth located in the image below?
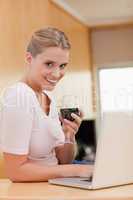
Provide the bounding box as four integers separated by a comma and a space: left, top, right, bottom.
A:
46, 78, 58, 85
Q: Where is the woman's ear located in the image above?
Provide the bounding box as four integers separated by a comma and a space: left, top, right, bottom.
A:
25, 52, 33, 64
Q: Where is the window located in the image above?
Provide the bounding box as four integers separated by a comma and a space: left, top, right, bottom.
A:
98, 67, 133, 113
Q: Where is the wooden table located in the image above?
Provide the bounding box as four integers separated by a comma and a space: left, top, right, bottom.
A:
0, 179, 133, 200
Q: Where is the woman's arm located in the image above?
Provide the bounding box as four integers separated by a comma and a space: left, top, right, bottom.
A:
56, 112, 82, 164
55, 142, 77, 164
4, 153, 93, 182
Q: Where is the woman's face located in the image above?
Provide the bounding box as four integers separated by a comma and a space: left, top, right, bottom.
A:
26, 47, 69, 91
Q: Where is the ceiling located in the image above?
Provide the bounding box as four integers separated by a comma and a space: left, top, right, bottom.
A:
52, 0, 133, 27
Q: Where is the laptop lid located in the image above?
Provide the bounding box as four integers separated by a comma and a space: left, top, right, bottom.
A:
92, 111, 133, 189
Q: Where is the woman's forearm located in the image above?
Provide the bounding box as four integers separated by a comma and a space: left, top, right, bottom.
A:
55, 143, 77, 164
7, 161, 91, 182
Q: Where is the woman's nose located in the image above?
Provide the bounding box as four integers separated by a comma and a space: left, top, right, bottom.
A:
51, 68, 61, 78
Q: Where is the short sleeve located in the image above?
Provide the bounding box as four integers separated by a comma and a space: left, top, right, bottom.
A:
0, 84, 34, 155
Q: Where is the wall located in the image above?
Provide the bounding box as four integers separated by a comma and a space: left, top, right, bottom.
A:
0, 0, 93, 119
91, 26, 133, 67
0, 0, 51, 89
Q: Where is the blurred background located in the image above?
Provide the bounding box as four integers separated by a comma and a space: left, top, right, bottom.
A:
0, 0, 133, 175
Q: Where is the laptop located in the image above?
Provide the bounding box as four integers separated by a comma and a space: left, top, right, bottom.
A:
49, 111, 133, 189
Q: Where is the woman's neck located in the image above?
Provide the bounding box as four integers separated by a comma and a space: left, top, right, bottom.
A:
21, 76, 42, 94
21, 76, 50, 115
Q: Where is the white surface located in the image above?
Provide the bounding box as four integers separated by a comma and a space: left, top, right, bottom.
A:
93, 111, 133, 188
99, 67, 133, 113
49, 111, 133, 189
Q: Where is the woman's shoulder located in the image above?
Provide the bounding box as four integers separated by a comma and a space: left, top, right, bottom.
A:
1, 82, 36, 107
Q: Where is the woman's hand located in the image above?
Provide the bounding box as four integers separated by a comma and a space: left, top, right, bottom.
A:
60, 110, 83, 143
76, 164, 94, 178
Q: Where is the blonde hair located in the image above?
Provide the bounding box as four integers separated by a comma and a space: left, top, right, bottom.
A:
27, 27, 71, 57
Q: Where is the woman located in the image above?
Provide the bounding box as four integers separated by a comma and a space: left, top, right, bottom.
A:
0, 27, 93, 182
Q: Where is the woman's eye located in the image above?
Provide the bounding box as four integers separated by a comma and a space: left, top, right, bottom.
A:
46, 63, 53, 67
60, 64, 66, 69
